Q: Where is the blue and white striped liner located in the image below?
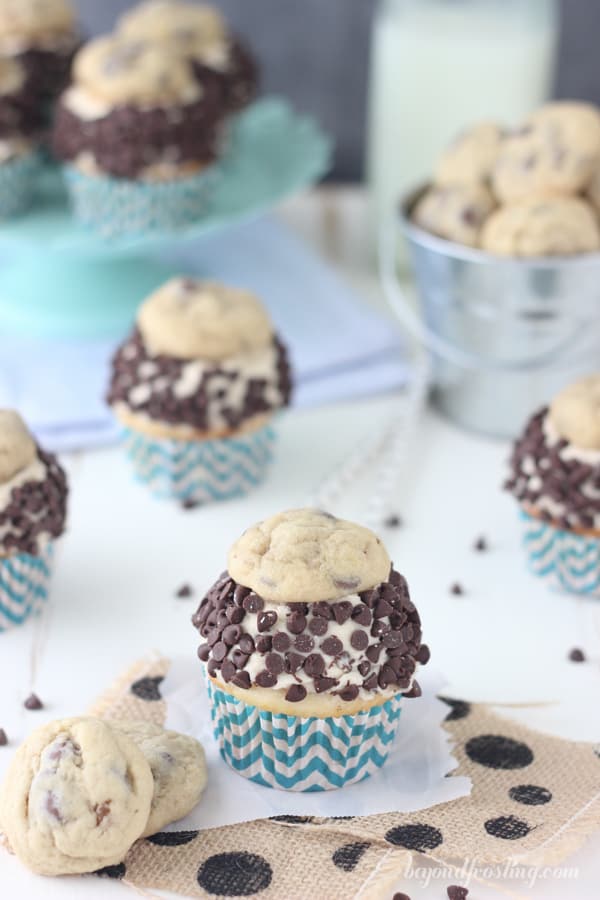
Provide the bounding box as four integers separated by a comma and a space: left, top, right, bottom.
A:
521, 510, 600, 598
0, 544, 54, 631
64, 164, 218, 238
0, 151, 40, 219
207, 681, 403, 792
122, 424, 276, 504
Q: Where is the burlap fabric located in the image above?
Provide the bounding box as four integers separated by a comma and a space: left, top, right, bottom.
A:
82, 655, 600, 897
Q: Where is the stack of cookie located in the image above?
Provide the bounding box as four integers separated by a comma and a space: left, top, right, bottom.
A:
412, 102, 600, 257
0, 717, 207, 876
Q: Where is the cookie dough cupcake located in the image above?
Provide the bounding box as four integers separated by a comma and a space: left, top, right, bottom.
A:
52, 34, 225, 237
0, 411, 68, 631
107, 278, 292, 504
192, 509, 430, 791
0, 56, 42, 217
117, 1, 258, 112
0, 0, 79, 117
506, 374, 600, 597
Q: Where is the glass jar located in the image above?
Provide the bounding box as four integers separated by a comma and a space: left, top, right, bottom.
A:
366, 0, 560, 239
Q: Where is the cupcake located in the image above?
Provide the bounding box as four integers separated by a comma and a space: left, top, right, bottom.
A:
0, 56, 42, 216
107, 277, 292, 504
51, 34, 225, 236
192, 509, 430, 791
0, 0, 79, 117
506, 374, 600, 597
117, 1, 258, 112
0, 411, 68, 631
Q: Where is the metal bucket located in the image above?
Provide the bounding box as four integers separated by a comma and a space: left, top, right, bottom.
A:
380, 185, 600, 439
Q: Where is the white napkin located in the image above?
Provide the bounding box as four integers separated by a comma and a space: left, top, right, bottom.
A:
0, 218, 409, 451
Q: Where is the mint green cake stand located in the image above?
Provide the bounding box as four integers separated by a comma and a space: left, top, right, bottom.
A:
0, 98, 332, 338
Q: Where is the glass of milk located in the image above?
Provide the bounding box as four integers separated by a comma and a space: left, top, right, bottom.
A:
366, 0, 560, 238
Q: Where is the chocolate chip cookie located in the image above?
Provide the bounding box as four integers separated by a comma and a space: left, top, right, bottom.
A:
412, 183, 496, 247
481, 196, 600, 257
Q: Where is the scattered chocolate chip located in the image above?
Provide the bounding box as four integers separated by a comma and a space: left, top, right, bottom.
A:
255, 671, 277, 688
375, 598, 394, 619
175, 583, 193, 598
265, 652, 284, 675
212, 641, 228, 662
384, 515, 403, 528
304, 654, 325, 677
416, 644, 431, 665
24, 693, 43, 710
450, 582, 464, 596
231, 671, 251, 690
339, 685, 359, 702
308, 616, 328, 636
358, 661, 371, 677
222, 624, 242, 646
257, 610, 278, 632
294, 634, 314, 653
233, 585, 250, 605
285, 684, 307, 703
243, 593, 264, 613
312, 601, 334, 619
392, 893, 411, 900
403, 680, 422, 699
352, 605, 372, 627
272, 632, 291, 652
332, 601, 353, 624
350, 630, 369, 651
285, 651, 303, 674
226, 605, 245, 624
181, 498, 201, 510
568, 648, 586, 663
363, 673, 378, 691
231, 649, 249, 669
255, 635, 272, 654
321, 636, 343, 656
239, 634, 255, 655
315, 676, 337, 692
0, 729, 7, 746
197, 643, 210, 662
287, 611, 307, 634
474, 536, 488, 552
447, 887, 469, 900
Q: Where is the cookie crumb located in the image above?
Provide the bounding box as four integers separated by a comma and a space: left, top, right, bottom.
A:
384, 514, 403, 529
0, 728, 7, 746
568, 647, 586, 663
474, 535, 488, 552
24, 693, 43, 710
176, 583, 193, 598
447, 887, 469, 900
181, 498, 201, 510
450, 582, 464, 596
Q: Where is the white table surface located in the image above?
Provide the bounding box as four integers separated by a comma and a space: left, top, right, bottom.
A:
1, 189, 599, 899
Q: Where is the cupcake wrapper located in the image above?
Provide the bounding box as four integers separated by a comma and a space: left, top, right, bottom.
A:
0, 152, 40, 219
521, 510, 600, 598
207, 681, 403, 792
0, 544, 54, 631
64, 164, 218, 238
122, 424, 276, 504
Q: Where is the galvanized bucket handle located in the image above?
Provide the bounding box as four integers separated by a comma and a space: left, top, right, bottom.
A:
379, 220, 590, 374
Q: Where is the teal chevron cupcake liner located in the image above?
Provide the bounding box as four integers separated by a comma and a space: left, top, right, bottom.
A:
0, 151, 40, 219
122, 424, 276, 504
0, 544, 54, 631
64, 164, 219, 238
207, 681, 403, 791
520, 510, 600, 598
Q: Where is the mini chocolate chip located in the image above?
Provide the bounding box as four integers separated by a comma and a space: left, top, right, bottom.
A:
350, 630, 369, 651
222, 624, 242, 646
358, 660, 371, 677
378, 664, 397, 689
231, 649, 249, 669
332, 601, 353, 624
308, 616, 328, 636
312, 602, 333, 619
287, 611, 307, 634
221, 660, 236, 682
416, 644, 431, 664
255, 635, 272, 654
447, 887, 469, 900
363, 673, 378, 691
233, 585, 250, 605
226, 605, 245, 624
371, 620, 391, 638
304, 654, 325, 677
286, 684, 307, 703
207, 658, 219, 677
257, 610, 278, 632
366, 644, 383, 664
450, 582, 464, 596
294, 634, 314, 653
197, 643, 210, 661
392, 893, 411, 900
255, 670, 277, 688
24, 693, 43, 710
243, 593, 264, 613
212, 641, 228, 662
322, 636, 343, 656
315, 676, 337, 692
352, 605, 372, 626
384, 515, 403, 528
232, 671, 251, 689
239, 634, 255, 655
176, 583, 193, 598
568, 648, 586, 662
403, 680, 422, 699
361, 590, 377, 608
375, 598, 394, 619
182, 498, 200, 510
0, 729, 7, 746
474, 536, 488, 552
382, 631, 403, 648
265, 652, 284, 675
285, 652, 303, 673
272, 632, 291, 652
339, 685, 359, 702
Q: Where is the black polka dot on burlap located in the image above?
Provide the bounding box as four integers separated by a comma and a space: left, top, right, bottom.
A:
439, 697, 471, 721
95, 863, 126, 878
269, 814, 313, 824
198, 852, 272, 896
385, 824, 443, 852
484, 815, 532, 840
509, 784, 552, 806
147, 830, 199, 846
466, 735, 533, 770
130, 676, 164, 701
332, 842, 370, 872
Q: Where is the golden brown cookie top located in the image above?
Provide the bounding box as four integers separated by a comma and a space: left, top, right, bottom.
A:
137, 277, 274, 361
118, 1, 227, 55
435, 121, 502, 188
480, 196, 600, 257
0, 410, 37, 483
227, 509, 391, 604
550, 374, 600, 450
73, 34, 199, 106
